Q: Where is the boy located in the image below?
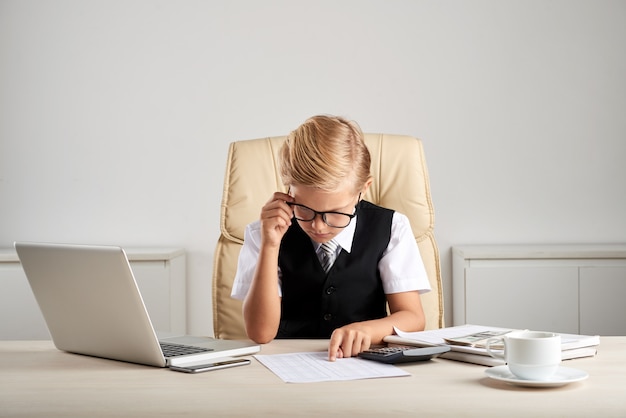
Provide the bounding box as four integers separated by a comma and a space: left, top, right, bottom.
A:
231, 115, 431, 361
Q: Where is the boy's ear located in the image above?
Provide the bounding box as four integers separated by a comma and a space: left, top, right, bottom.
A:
360, 177, 373, 196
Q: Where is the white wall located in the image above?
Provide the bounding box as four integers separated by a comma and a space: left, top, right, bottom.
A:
1, 0, 625, 336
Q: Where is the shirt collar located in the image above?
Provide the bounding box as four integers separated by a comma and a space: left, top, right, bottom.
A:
313, 215, 357, 254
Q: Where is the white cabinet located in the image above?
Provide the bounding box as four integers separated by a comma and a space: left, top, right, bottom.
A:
579, 266, 626, 336
452, 245, 626, 336
0, 247, 186, 340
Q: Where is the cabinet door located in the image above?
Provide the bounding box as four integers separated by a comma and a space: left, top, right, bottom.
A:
131, 261, 172, 333
580, 266, 626, 336
0, 265, 49, 339
465, 266, 579, 333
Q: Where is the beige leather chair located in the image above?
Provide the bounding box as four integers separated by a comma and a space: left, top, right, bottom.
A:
212, 134, 444, 339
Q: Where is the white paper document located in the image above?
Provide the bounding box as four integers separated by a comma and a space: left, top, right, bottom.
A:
254, 351, 410, 383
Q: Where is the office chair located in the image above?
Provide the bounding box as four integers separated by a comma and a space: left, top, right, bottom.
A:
212, 134, 444, 339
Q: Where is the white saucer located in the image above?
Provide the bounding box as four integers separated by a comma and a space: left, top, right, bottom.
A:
485, 365, 588, 388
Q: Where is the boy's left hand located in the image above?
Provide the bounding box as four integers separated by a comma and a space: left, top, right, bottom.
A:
328, 325, 372, 361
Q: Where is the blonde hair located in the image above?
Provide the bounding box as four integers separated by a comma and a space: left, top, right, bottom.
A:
279, 115, 371, 193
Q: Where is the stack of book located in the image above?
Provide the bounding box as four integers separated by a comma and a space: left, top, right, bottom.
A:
383, 324, 600, 367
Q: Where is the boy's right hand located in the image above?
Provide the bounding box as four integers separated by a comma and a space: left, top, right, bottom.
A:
259, 192, 294, 248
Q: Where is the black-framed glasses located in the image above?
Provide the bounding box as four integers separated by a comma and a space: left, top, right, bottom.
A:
286, 195, 360, 228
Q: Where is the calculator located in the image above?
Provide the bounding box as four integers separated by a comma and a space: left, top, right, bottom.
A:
357, 345, 451, 364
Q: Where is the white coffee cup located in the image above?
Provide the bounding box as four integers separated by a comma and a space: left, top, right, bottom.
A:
485, 330, 561, 380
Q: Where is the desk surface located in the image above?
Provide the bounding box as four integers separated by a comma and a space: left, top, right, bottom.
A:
1, 338, 625, 417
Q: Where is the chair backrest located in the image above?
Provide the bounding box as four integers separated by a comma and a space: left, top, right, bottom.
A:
212, 134, 444, 339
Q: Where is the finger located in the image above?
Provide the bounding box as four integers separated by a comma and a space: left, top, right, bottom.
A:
260, 208, 291, 225
350, 338, 361, 357
266, 191, 294, 205
340, 333, 357, 358
278, 191, 294, 202
360, 336, 372, 353
328, 331, 343, 361
336, 346, 344, 359
260, 203, 293, 226
354, 335, 371, 356
262, 197, 294, 218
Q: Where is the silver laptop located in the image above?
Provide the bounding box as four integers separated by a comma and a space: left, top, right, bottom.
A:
14, 242, 260, 367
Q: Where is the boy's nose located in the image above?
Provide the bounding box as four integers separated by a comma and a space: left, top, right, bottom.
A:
310, 214, 326, 230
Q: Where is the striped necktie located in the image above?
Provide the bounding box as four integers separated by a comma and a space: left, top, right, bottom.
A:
320, 240, 338, 272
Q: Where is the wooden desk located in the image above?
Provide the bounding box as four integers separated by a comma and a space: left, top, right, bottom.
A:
1, 338, 625, 417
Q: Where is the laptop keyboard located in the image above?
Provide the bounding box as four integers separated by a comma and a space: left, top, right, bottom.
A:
160, 342, 214, 358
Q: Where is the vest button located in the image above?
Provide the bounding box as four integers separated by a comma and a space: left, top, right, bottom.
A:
325, 286, 336, 295
323, 313, 333, 321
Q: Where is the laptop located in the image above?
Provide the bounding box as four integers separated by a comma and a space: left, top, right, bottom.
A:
14, 242, 260, 367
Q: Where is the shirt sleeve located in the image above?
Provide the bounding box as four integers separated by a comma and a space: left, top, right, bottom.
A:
230, 220, 283, 300
379, 212, 431, 294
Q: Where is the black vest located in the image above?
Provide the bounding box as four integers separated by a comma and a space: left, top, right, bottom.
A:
277, 200, 394, 338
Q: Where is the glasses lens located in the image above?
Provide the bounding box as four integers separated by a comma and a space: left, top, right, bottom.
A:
292, 205, 315, 221
323, 213, 352, 228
